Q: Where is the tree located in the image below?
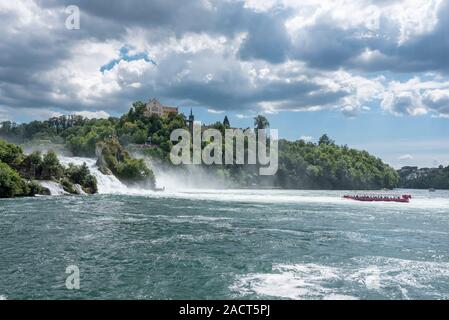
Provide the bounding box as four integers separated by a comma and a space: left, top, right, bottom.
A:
223, 116, 230, 128
96, 137, 155, 188
0, 139, 24, 167
276, 138, 399, 190
66, 162, 98, 194
254, 115, 269, 130
41, 151, 64, 180
318, 134, 334, 146
0, 162, 27, 198
19, 151, 43, 179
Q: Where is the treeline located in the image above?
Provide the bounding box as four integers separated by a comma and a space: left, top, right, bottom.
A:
0, 101, 400, 190
277, 135, 399, 190
0, 102, 162, 186
0, 139, 97, 198
0, 102, 185, 161
398, 166, 449, 189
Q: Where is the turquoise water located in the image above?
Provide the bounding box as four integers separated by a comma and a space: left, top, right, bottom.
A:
1, 189, 449, 300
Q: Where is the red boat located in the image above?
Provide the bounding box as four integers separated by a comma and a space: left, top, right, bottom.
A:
343, 194, 412, 203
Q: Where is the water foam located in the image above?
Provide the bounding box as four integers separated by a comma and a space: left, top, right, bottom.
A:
59, 156, 154, 195
38, 181, 68, 196
231, 257, 449, 300
56, 156, 449, 212
147, 189, 449, 211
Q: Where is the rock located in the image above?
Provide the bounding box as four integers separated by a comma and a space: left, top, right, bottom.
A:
37, 181, 69, 196
74, 184, 87, 195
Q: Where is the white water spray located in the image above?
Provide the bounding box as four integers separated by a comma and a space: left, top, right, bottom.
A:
143, 157, 232, 191
58, 156, 153, 195
38, 181, 69, 196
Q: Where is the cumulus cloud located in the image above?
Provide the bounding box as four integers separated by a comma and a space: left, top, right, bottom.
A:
381, 91, 427, 116
207, 109, 225, 114
0, 0, 449, 122
398, 154, 414, 161
74, 110, 110, 119
284, 0, 447, 72
300, 135, 314, 142
381, 77, 449, 117
423, 89, 449, 116
235, 113, 253, 119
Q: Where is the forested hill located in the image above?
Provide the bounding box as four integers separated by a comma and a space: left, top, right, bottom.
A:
277, 137, 399, 190
0, 101, 399, 190
398, 165, 449, 189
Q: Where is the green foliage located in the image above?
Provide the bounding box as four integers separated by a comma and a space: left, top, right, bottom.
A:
28, 180, 50, 196
61, 178, 77, 194
0, 139, 24, 167
398, 165, 449, 189
65, 118, 117, 157
97, 137, 155, 188
0, 162, 27, 198
0, 161, 48, 198
254, 115, 269, 129
65, 163, 98, 194
276, 139, 399, 190
318, 134, 335, 146
223, 116, 230, 128
0, 115, 87, 143
19, 151, 43, 179
116, 157, 154, 182
41, 151, 64, 180
0, 139, 98, 197
1, 103, 402, 191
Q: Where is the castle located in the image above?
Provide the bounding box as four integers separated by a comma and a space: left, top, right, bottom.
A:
144, 98, 195, 132
143, 98, 234, 139
144, 98, 178, 117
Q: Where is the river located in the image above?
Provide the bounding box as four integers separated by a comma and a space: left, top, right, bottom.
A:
1, 158, 449, 299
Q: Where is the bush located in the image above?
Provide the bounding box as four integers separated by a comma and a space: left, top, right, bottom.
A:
0, 162, 27, 198
97, 137, 155, 188
41, 151, 64, 180
61, 178, 76, 194
65, 163, 98, 194
27, 180, 50, 196
0, 139, 98, 197
82, 174, 98, 194
116, 157, 154, 183
0, 139, 24, 168
19, 151, 43, 179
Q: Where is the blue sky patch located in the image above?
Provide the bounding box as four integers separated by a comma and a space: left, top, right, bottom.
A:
100, 47, 156, 73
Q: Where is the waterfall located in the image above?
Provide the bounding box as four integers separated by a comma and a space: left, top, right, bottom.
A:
38, 181, 68, 196
73, 184, 87, 195
58, 156, 149, 195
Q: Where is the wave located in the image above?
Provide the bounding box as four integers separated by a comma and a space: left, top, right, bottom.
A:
230, 256, 449, 300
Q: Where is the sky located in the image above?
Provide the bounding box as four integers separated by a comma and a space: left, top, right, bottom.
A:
0, 0, 449, 168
